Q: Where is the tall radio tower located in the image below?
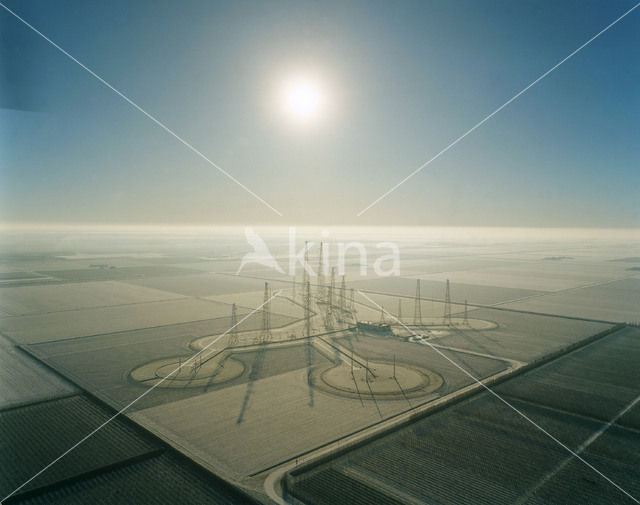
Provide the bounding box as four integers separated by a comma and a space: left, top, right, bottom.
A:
443, 279, 452, 326
317, 241, 325, 303
229, 303, 239, 347
414, 279, 423, 326
302, 241, 310, 299
349, 288, 356, 322
261, 282, 272, 342
339, 275, 346, 321
325, 267, 336, 329
304, 280, 312, 337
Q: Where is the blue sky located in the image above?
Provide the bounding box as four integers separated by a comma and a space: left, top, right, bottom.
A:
1, 0, 638, 227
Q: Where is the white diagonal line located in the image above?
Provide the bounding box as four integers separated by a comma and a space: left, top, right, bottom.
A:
515, 391, 640, 504
357, 290, 639, 503
0, 290, 282, 504
357, 2, 640, 216
0, 2, 283, 217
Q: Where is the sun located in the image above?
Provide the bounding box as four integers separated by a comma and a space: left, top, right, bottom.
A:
282, 78, 322, 121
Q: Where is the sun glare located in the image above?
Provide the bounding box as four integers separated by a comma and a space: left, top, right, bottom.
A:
282, 78, 322, 121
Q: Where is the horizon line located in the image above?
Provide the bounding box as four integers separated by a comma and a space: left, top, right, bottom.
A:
1, 222, 639, 233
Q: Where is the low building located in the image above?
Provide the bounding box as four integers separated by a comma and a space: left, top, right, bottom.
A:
356, 320, 392, 333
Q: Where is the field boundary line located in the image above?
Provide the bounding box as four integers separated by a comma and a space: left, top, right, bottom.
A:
225, 271, 622, 325
358, 291, 639, 504
355, 286, 619, 325
2, 448, 164, 504
499, 395, 640, 436
264, 325, 623, 503
515, 391, 640, 504
0, 290, 282, 504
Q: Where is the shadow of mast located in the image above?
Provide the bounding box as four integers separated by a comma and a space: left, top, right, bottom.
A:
236, 340, 267, 424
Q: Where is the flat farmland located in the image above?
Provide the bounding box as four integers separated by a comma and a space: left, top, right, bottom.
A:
395, 256, 515, 276
502, 277, 640, 322
1, 394, 256, 505
431, 308, 611, 362
29, 328, 509, 481
0, 272, 50, 291
36, 265, 203, 283
0, 334, 77, 410
289, 398, 601, 505
0, 280, 183, 316
0, 272, 46, 280
168, 258, 273, 274
334, 334, 510, 393
286, 326, 640, 505
0, 277, 64, 291
132, 366, 412, 479
23, 313, 298, 411
11, 452, 256, 505
619, 401, 640, 430
352, 291, 447, 321
527, 425, 640, 505
122, 273, 267, 298
0, 395, 159, 499
26, 332, 217, 411
349, 276, 544, 306
494, 325, 640, 425
131, 336, 509, 479
1, 231, 636, 504
411, 259, 630, 291
0, 257, 82, 273
0, 297, 237, 344
289, 396, 638, 505
207, 290, 306, 320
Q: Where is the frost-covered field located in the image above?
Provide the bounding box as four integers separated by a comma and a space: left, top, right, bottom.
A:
0, 334, 77, 409
1, 227, 638, 496
0, 280, 183, 316
502, 278, 640, 323
0, 297, 237, 344
287, 326, 640, 505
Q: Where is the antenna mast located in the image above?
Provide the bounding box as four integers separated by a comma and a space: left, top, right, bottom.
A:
443, 279, 452, 326
414, 279, 423, 326
261, 282, 272, 342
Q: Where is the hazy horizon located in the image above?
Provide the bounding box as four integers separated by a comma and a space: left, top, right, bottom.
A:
2, 224, 639, 258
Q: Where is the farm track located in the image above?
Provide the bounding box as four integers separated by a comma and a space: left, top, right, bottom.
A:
0, 393, 259, 505
282, 325, 640, 505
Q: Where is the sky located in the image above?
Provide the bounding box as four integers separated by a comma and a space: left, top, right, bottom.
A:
1, 0, 638, 228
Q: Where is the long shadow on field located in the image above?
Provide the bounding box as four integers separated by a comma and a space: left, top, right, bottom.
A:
434, 345, 480, 381
236, 342, 268, 425
449, 325, 494, 357
305, 337, 315, 408
203, 354, 229, 393
364, 379, 383, 419
469, 326, 501, 346
351, 368, 365, 407
342, 331, 356, 350
394, 377, 412, 408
